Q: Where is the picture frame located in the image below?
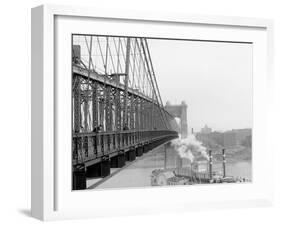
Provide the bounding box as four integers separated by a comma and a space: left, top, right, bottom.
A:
31, 4, 274, 221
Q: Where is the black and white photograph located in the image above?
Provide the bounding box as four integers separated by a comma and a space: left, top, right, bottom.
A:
72, 34, 252, 190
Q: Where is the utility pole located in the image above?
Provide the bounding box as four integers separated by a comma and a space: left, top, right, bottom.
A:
209, 150, 213, 182
222, 148, 226, 178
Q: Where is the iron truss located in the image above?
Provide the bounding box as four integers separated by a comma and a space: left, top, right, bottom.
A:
72, 35, 179, 168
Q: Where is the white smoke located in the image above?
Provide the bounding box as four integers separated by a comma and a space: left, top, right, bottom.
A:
177, 145, 194, 162
171, 134, 209, 162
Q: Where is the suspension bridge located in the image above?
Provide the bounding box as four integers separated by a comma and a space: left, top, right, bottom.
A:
72, 35, 186, 190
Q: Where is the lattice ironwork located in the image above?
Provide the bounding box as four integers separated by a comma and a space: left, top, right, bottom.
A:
72, 35, 179, 166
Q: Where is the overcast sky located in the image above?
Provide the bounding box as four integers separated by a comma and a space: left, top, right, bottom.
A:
147, 38, 253, 133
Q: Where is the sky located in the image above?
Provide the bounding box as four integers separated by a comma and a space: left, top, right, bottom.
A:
147, 38, 253, 133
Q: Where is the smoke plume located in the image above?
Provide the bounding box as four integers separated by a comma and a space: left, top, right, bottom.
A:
171, 134, 209, 162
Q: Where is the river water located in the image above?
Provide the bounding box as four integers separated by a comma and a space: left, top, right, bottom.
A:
92, 144, 252, 189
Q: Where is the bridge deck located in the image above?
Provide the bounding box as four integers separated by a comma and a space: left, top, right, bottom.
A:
73, 130, 178, 166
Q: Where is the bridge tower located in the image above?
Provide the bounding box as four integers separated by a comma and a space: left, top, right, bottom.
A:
164, 101, 188, 138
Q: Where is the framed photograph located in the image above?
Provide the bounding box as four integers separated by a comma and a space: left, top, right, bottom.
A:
31, 4, 274, 221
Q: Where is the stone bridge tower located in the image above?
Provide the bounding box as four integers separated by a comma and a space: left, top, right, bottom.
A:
165, 101, 188, 138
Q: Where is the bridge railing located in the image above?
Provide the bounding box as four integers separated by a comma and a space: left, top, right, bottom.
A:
72, 130, 178, 165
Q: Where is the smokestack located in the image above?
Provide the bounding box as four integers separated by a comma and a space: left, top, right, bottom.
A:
222, 148, 226, 178
209, 150, 213, 181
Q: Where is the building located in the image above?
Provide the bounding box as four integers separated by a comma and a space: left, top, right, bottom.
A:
196, 128, 251, 148
196, 131, 222, 148
223, 131, 237, 147
208, 131, 223, 146
201, 124, 212, 134
232, 128, 252, 145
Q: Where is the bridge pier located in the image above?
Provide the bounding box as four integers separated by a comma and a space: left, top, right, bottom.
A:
110, 153, 125, 168
136, 146, 143, 157
143, 144, 150, 153
86, 158, 110, 178
72, 164, 86, 190
148, 142, 154, 151
101, 159, 110, 177
152, 140, 161, 149
86, 163, 101, 178
126, 148, 136, 161
149, 142, 156, 150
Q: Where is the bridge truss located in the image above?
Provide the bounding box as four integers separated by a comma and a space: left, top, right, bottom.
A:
72, 35, 179, 189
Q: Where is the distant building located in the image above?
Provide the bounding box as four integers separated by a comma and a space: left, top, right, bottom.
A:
201, 124, 212, 134
223, 131, 237, 147
211, 131, 224, 146
196, 133, 211, 146
196, 127, 252, 148
240, 134, 252, 147
196, 131, 222, 148
232, 128, 252, 145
